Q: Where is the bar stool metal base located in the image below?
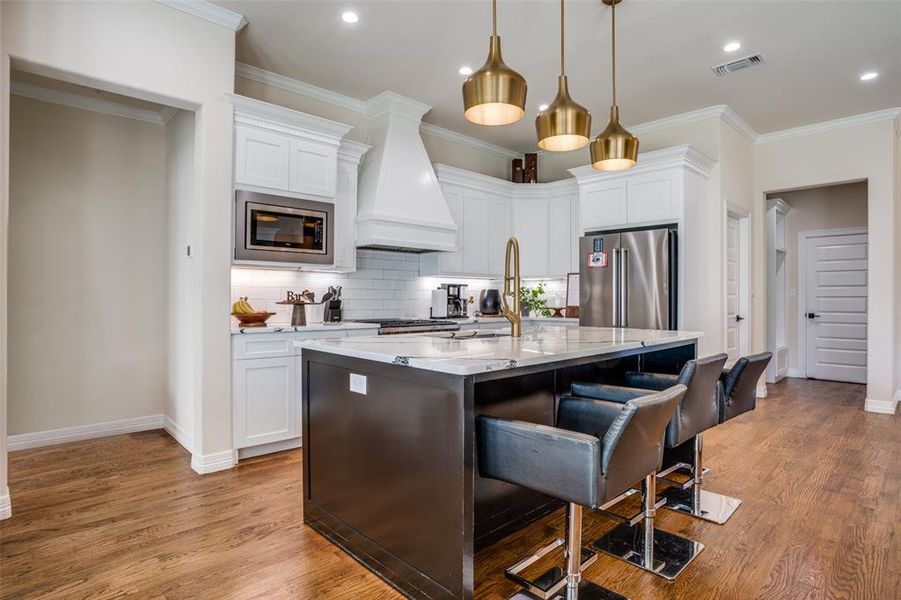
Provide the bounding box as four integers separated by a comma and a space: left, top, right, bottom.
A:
510, 579, 628, 600
506, 541, 598, 600
591, 522, 704, 581
661, 485, 741, 525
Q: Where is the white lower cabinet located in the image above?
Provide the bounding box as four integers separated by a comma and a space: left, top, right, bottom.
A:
233, 354, 299, 449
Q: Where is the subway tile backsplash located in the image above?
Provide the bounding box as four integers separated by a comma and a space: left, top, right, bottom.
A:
231, 249, 566, 326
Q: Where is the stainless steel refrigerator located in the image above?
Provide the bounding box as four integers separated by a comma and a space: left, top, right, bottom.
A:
579, 227, 677, 329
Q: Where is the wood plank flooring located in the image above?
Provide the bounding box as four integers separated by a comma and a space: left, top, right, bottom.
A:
1, 379, 898, 599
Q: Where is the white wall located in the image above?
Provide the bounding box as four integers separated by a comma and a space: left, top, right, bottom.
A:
768, 182, 868, 370
1, 1, 238, 505
756, 119, 899, 408
8, 95, 167, 435
0, 13, 10, 518
165, 109, 196, 451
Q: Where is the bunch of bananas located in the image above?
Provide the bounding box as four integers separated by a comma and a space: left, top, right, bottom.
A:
231, 297, 258, 314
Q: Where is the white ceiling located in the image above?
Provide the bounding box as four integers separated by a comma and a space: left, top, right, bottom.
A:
218, 0, 901, 152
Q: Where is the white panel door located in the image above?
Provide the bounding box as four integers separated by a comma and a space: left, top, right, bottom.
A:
235, 126, 290, 190
233, 356, 299, 448
515, 198, 549, 277
462, 192, 489, 274
288, 138, 337, 198
804, 232, 868, 383
548, 195, 572, 277
486, 195, 513, 276
580, 180, 627, 230
725, 214, 745, 361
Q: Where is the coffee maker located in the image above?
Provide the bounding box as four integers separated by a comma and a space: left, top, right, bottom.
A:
443, 283, 468, 318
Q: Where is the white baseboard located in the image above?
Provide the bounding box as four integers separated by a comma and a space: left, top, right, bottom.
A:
237, 437, 302, 460
756, 384, 767, 399
0, 487, 11, 520
191, 449, 238, 474
786, 368, 805, 379
8, 415, 165, 451
162, 415, 194, 454
865, 394, 899, 415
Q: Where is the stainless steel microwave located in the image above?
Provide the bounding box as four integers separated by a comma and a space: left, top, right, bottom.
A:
235, 189, 334, 264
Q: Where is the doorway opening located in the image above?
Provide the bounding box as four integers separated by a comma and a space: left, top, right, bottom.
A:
725, 203, 750, 362
765, 181, 868, 384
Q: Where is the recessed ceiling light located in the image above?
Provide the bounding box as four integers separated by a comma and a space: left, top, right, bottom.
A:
538, 104, 549, 111
341, 11, 359, 24
859, 71, 878, 81
459, 66, 474, 76
723, 41, 741, 53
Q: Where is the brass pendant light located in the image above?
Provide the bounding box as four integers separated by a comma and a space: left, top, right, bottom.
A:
463, 0, 527, 126
536, 0, 591, 151
590, 0, 638, 171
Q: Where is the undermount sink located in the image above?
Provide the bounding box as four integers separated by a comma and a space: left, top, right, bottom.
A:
430, 330, 511, 340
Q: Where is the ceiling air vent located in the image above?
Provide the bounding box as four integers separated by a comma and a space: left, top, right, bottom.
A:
711, 54, 765, 76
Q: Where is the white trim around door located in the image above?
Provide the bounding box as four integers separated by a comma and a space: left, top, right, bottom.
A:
726, 202, 751, 361
798, 226, 868, 383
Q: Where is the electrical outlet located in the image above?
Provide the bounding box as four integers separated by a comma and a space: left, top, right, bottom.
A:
349, 373, 367, 395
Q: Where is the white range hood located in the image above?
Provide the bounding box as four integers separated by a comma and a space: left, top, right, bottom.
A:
356, 92, 457, 252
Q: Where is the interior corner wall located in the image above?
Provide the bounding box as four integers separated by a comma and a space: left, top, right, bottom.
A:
755, 120, 898, 406
1, 0, 237, 481
894, 120, 901, 403
166, 110, 196, 451
8, 96, 168, 435
0, 30, 11, 517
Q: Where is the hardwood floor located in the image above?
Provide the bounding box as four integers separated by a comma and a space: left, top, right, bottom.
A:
1, 379, 898, 599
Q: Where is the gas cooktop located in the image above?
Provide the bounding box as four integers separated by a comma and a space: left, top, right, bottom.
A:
349, 318, 461, 335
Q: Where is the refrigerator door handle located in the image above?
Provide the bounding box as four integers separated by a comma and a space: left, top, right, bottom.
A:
619, 248, 629, 328
611, 249, 620, 327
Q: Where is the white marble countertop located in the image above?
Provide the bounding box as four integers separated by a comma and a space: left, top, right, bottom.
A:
231, 322, 381, 335
294, 324, 702, 375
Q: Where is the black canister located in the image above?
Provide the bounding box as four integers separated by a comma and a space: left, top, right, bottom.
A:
479, 289, 502, 315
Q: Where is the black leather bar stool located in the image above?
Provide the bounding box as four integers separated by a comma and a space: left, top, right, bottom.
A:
571, 353, 733, 528
477, 385, 685, 600
718, 352, 772, 424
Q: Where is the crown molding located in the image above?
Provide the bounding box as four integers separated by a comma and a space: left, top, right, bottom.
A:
227, 93, 353, 141
568, 144, 715, 183
628, 105, 729, 137
720, 106, 759, 144
338, 139, 372, 165
154, 0, 247, 31
11, 81, 173, 125
236, 62, 366, 113
365, 91, 431, 122
756, 107, 901, 144
434, 163, 577, 197
420, 123, 521, 160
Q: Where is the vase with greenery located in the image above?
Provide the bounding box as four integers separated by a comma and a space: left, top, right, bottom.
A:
518, 281, 552, 317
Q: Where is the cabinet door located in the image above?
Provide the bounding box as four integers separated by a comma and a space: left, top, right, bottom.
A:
627, 171, 677, 223
580, 179, 627, 230
233, 356, 299, 448
440, 187, 464, 273
462, 192, 489, 274
235, 126, 290, 190
515, 198, 549, 277
547, 195, 572, 277
333, 160, 357, 270
570, 197, 581, 273
288, 138, 337, 198
486, 195, 513, 276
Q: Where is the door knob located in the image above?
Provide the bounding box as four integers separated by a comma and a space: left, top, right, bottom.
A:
735, 315, 745, 322
806, 313, 821, 319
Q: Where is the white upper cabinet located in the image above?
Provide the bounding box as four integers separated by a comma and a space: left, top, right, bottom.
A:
423, 165, 578, 279
288, 138, 337, 198
235, 126, 291, 190
570, 144, 715, 234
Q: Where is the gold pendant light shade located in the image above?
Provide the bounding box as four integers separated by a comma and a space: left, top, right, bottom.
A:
463, 35, 528, 126
590, 106, 638, 171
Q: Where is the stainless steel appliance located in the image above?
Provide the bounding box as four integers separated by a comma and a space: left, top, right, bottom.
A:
235, 189, 334, 264
579, 227, 677, 329
349, 318, 461, 335
479, 289, 501, 315
441, 283, 468, 318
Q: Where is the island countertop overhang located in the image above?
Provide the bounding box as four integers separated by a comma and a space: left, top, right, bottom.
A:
294, 325, 703, 376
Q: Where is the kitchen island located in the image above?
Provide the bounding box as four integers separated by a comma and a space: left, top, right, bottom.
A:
296, 324, 701, 600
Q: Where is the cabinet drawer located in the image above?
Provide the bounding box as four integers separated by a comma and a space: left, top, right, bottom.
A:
233, 333, 296, 360
296, 329, 348, 341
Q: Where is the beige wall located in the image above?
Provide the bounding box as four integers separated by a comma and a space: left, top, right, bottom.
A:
8, 96, 167, 434
756, 120, 898, 406
235, 75, 510, 179
768, 182, 868, 370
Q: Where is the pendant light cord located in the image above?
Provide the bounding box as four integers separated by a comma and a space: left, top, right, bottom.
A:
492, 0, 497, 37
611, 0, 617, 107
560, 0, 565, 75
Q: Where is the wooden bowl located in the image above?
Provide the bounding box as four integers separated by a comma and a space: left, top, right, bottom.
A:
231, 312, 277, 327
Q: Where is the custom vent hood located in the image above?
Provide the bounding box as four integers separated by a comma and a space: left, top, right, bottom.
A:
356, 92, 457, 253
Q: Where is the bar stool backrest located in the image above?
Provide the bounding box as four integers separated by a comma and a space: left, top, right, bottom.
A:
720, 352, 772, 422
666, 353, 728, 447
